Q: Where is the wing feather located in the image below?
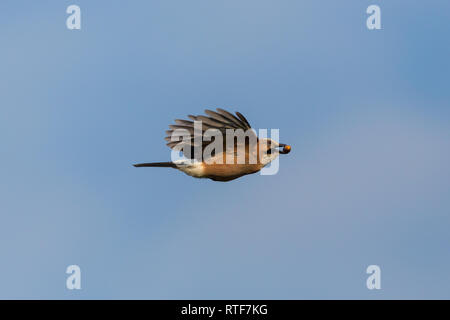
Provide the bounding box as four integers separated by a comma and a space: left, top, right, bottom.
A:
165, 108, 257, 160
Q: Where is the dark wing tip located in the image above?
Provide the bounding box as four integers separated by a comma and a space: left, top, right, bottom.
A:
235, 111, 251, 129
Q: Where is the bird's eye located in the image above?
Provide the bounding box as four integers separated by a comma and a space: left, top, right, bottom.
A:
267, 149, 272, 155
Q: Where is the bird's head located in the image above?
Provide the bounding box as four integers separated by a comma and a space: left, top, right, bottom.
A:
259, 138, 291, 165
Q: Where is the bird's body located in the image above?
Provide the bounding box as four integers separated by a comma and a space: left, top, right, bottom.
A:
134, 108, 291, 182
177, 160, 262, 182
134, 151, 264, 181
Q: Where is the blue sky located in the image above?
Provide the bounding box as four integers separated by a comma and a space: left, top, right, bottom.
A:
1, 1, 449, 299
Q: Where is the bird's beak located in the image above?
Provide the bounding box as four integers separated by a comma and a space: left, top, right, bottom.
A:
278, 143, 291, 154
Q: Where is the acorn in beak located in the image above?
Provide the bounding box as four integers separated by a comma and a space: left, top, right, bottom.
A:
278, 143, 291, 154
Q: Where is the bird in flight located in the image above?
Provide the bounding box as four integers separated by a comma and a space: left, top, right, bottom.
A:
133, 108, 291, 181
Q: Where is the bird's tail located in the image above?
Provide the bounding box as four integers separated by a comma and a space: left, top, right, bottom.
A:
133, 162, 176, 168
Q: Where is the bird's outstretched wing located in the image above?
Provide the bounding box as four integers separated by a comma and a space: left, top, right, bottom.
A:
165, 108, 258, 161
